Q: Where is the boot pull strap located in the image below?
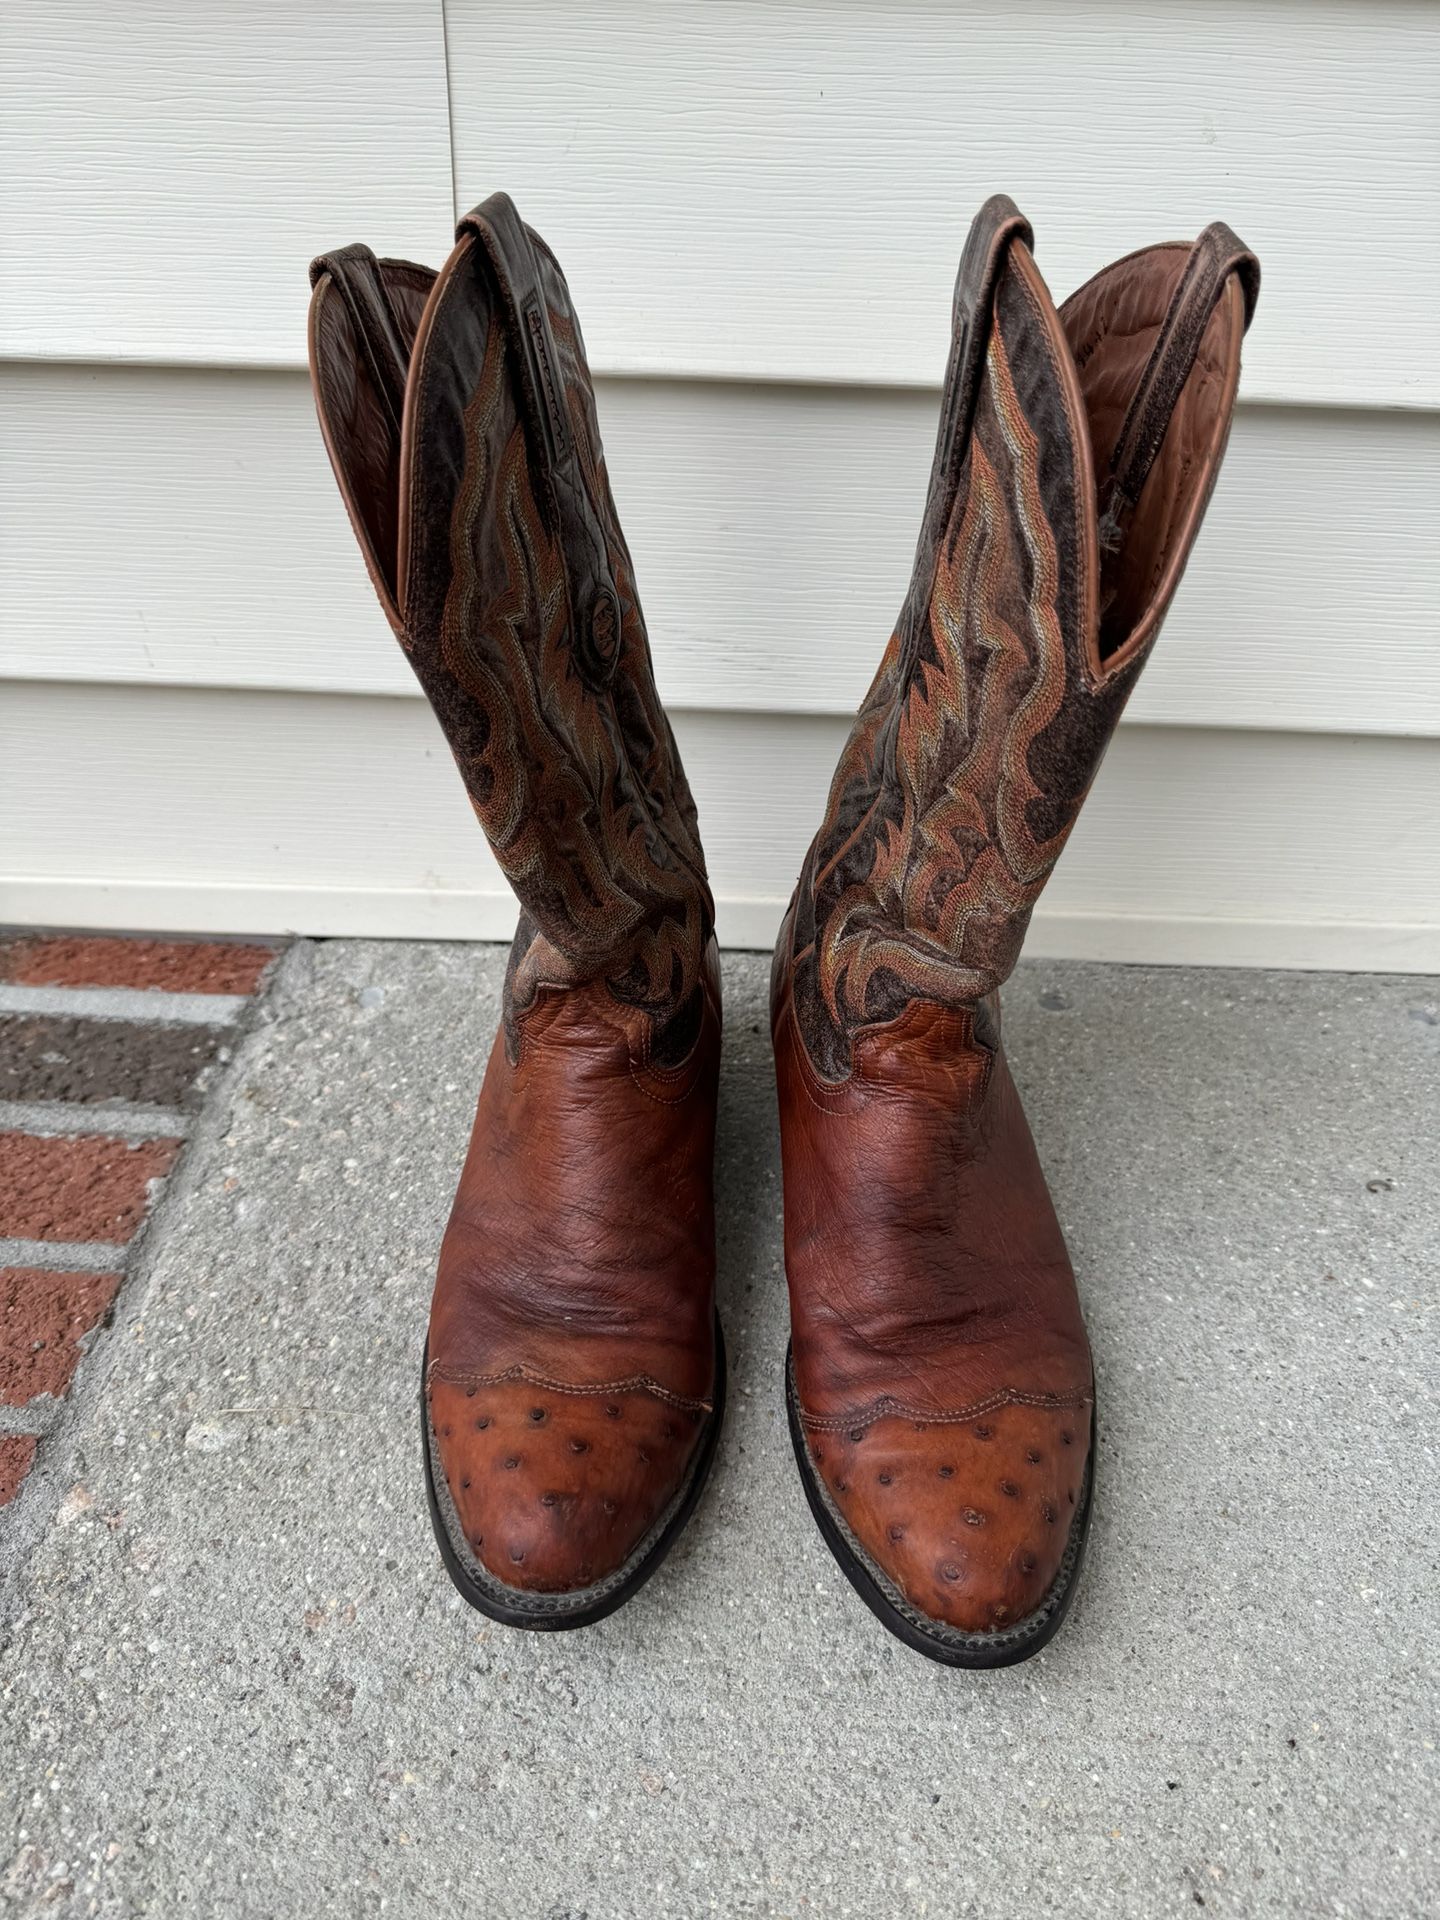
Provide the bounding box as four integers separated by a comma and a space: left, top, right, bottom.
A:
895, 196, 1034, 682
1099, 222, 1260, 546
936, 194, 1035, 487
459, 192, 625, 694
308, 244, 410, 438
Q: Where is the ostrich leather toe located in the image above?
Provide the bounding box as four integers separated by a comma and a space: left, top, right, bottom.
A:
803, 1399, 1091, 1633
428, 1378, 708, 1593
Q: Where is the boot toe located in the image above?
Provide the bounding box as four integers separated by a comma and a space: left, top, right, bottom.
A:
807, 1400, 1090, 1636
428, 1379, 706, 1595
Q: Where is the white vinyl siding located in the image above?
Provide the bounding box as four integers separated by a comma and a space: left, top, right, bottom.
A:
0, 1, 454, 365
444, 0, 1439, 409
6, 683, 1438, 967
2, 1, 1438, 968
5, 365, 1437, 739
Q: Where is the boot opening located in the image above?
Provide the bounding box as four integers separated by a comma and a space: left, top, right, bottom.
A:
1060, 248, 1246, 664
306, 255, 435, 621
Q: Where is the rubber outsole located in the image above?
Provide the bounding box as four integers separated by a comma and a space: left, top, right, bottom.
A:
785, 1345, 1094, 1670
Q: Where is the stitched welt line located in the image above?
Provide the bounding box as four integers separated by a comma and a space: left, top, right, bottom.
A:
799, 1385, 1092, 1433
427, 1360, 712, 1415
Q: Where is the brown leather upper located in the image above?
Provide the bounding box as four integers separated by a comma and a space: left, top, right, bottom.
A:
307, 196, 720, 1597
774, 198, 1258, 1637
774, 965, 1092, 1632
429, 948, 720, 1591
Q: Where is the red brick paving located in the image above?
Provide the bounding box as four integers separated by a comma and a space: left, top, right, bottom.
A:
0, 1434, 38, 1507
0, 935, 275, 996
0, 1133, 180, 1244
0, 933, 274, 1521
0, 1267, 122, 1405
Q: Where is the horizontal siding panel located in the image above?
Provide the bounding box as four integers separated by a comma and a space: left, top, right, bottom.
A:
3, 685, 1437, 968
445, 0, 1440, 410
7, 2, 1434, 411
0, 1, 453, 365
3, 364, 1436, 739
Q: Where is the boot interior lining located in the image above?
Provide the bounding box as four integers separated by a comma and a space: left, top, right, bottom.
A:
309, 261, 434, 611
1060, 248, 1243, 663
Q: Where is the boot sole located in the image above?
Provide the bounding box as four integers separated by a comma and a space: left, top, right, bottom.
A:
421, 1313, 727, 1632
785, 1344, 1094, 1669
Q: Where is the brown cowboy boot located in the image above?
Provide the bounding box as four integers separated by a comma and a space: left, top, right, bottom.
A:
772, 197, 1259, 1667
307, 194, 724, 1628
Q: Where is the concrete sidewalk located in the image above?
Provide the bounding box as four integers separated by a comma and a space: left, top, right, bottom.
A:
1, 941, 1436, 1917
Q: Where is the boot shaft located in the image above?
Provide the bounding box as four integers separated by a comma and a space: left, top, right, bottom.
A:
307, 196, 713, 1056
783, 198, 1259, 1081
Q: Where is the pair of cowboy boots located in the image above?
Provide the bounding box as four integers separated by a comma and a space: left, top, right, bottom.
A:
308, 193, 1258, 1666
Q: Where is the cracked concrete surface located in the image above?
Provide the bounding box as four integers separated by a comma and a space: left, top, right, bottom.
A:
0, 941, 1435, 1917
